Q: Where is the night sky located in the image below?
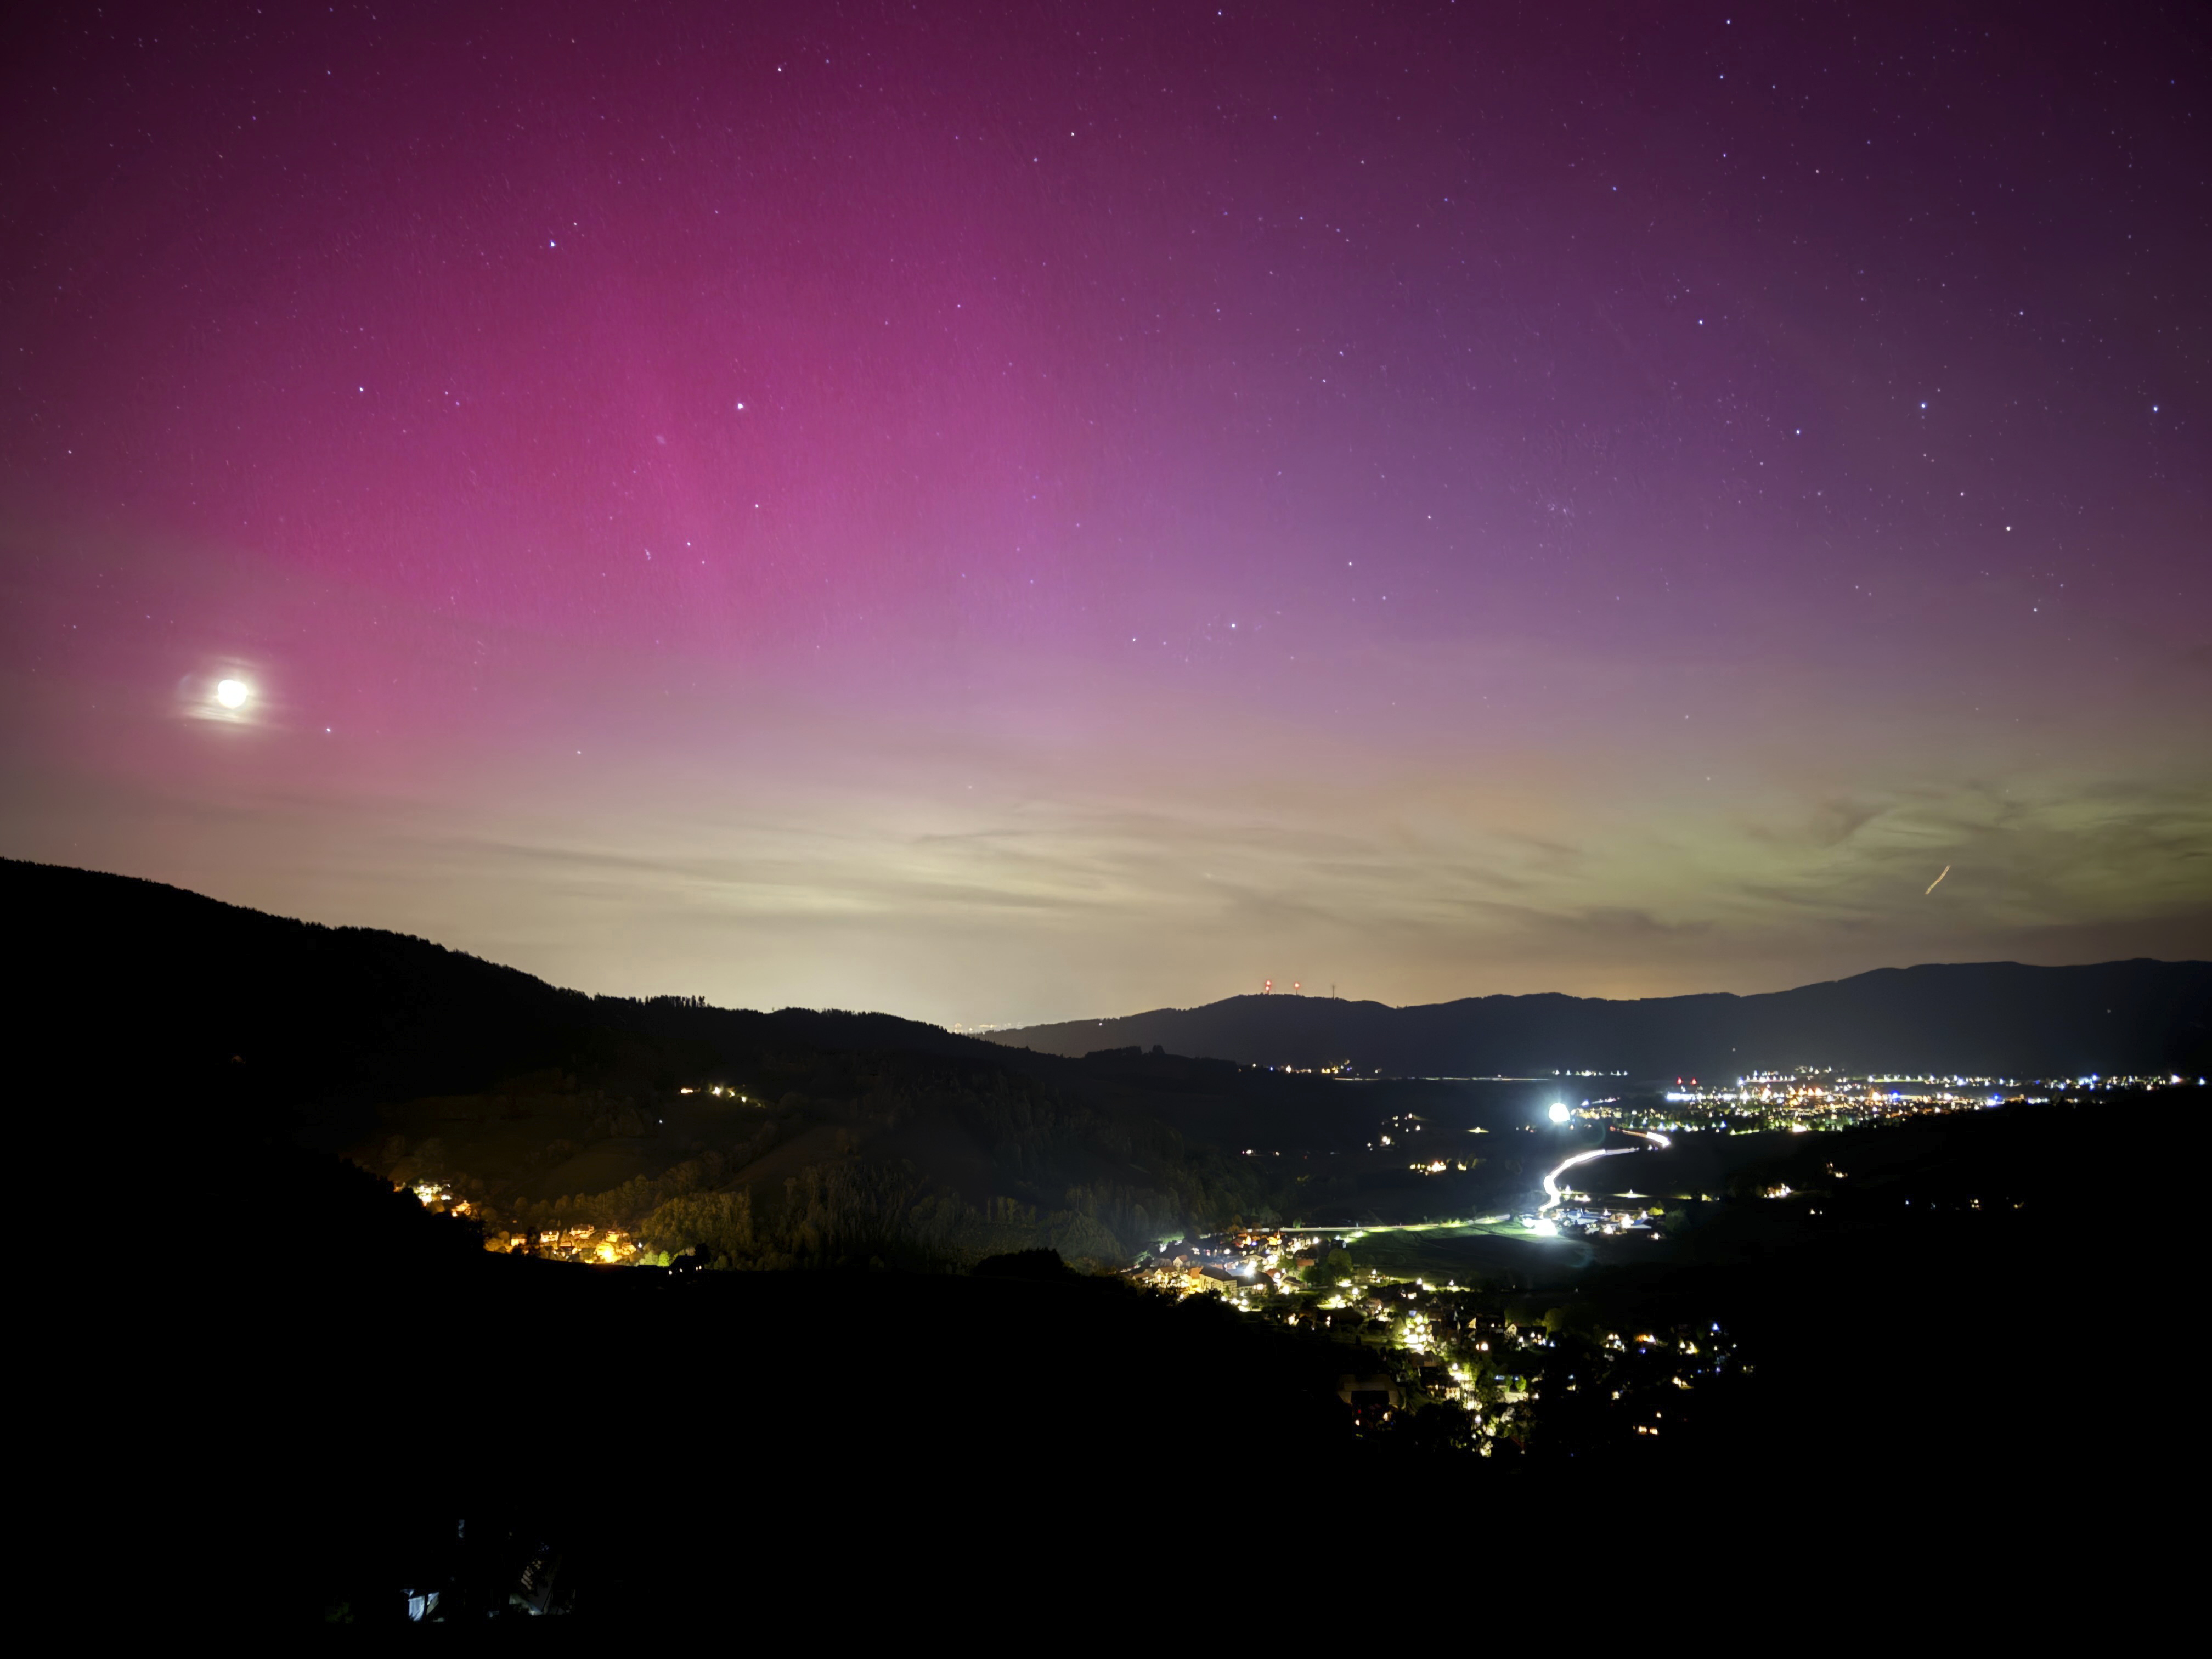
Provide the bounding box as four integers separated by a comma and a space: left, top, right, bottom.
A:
4, 2, 2207, 1024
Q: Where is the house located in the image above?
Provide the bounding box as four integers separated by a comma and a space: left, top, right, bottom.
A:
1336, 1372, 1403, 1409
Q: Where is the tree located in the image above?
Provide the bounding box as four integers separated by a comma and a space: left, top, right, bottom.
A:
640, 1190, 754, 1264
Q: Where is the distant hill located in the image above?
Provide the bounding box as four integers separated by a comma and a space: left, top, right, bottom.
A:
988, 960, 2212, 1079
7, 855, 996, 1126
4, 857, 1273, 1264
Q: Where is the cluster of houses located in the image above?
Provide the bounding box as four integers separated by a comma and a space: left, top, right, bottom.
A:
1521, 1204, 1661, 1239
1608, 1067, 2111, 1135
488, 1223, 642, 1265
1319, 1297, 1553, 1440
408, 1181, 473, 1217
1333, 1306, 1741, 1450
1126, 1232, 1746, 1456
404, 1179, 648, 1265
1127, 1228, 1328, 1305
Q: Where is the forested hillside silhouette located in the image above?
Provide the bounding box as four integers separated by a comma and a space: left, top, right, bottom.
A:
11, 858, 1286, 1266
994, 959, 2212, 1076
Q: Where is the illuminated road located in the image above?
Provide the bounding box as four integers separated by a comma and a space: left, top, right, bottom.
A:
1539, 1128, 1672, 1216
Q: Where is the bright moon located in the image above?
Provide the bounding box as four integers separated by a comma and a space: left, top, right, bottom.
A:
216, 679, 250, 709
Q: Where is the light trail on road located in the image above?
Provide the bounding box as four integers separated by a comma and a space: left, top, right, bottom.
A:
1540, 1128, 1671, 1214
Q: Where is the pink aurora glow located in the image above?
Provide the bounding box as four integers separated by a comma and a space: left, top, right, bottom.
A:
3, 3, 2206, 1020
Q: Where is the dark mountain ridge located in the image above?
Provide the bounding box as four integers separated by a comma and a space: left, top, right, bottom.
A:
990, 958, 2212, 1078
10, 856, 1000, 1119
8, 857, 1276, 1260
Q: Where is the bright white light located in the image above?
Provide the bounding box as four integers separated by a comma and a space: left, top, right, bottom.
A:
1532, 1219, 1559, 1237
215, 679, 250, 709
1547, 1103, 1570, 1124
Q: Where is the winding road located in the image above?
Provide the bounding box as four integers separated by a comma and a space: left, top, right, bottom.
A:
1539, 1127, 1672, 1215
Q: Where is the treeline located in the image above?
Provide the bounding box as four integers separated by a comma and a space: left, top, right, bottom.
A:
475, 1060, 1294, 1270
499, 1155, 1138, 1271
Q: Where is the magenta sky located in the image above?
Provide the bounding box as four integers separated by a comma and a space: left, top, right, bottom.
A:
4, 2, 2207, 1023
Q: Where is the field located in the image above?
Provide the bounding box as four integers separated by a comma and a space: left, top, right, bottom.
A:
1330, 1218, 1673, 1289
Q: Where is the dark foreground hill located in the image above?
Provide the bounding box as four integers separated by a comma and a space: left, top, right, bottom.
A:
990, 960, 2212, 1078
103, 1093, 2163, 1623
171, 1149, 1369, 1621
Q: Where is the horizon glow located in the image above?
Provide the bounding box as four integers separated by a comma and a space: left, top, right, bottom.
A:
2, 3, 2207, 1024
